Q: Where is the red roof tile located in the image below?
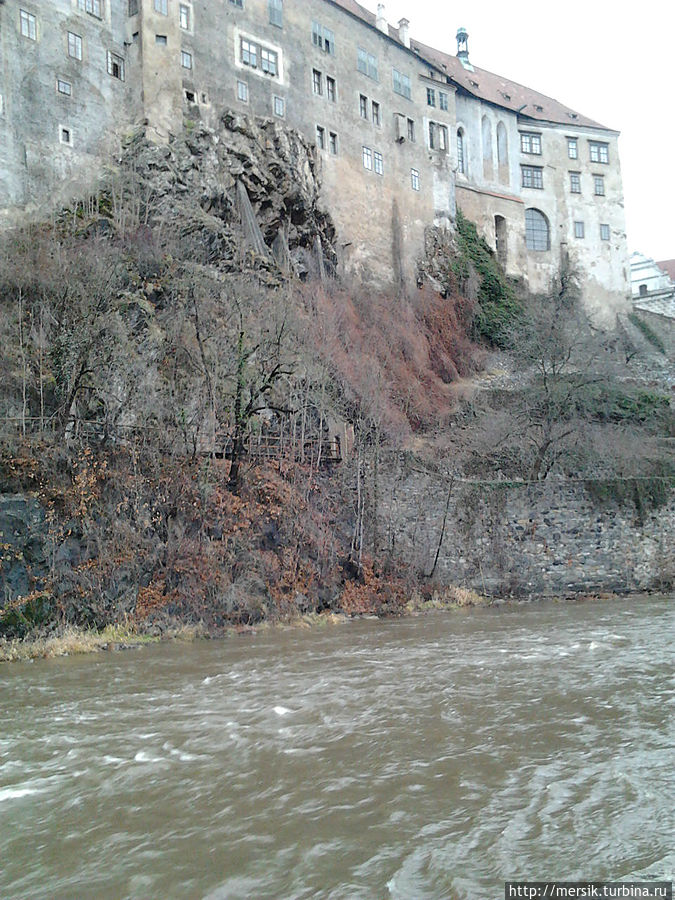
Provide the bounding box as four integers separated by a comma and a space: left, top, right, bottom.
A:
656, 260, 675, 281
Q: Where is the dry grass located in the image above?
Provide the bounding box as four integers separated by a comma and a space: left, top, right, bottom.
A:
407, 585, 491, 612
0, 624, 159, 664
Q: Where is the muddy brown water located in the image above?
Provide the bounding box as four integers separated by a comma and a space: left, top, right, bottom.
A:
1, 595, 673, 899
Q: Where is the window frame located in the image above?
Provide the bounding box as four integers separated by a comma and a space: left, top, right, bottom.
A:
326, 76, 336, 102
411, 168, 420, 191
312, 21, 334, 54
68, 31, 83, 60
329, 131, 338, 155
316, 125, 325, 150
20, 9, 37, 40
525, 208, 550, 252
426, 87, 436, 107
520, 132, 542, 155
600, 223, 610, 241
373, 150, 384, 176
237, 79, 248, 102
567, 137, 578, 159
153, 0, 168, 14
593, 174, 605, 196
392, 68, 411, 100
57, 78, 72, 96
312, 69, 323, 96
407, 118, 415, 142
574, 220, 585, 239
521, 165, 544, 189
179, 4, 191, 30
372, 100, 380, 126
357, 48, 378, 81
569, 171, 581, 194
362, 146, 373, 171
273, 95, 284, 117
439, 91, 448, 112
181, 49, 193, 69
589, 141, 609, 164
107, 50, 125, 80
268, 0, 282, 28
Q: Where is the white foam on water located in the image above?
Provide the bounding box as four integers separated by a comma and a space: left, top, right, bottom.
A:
133, 751, 165, 764
273, 706, 291, 716
0, 787, 40, 802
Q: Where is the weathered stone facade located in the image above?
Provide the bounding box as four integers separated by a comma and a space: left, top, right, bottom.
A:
0, 0, 630, 317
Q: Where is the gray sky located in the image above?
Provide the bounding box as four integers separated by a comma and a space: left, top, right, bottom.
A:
372, 0, 673, 262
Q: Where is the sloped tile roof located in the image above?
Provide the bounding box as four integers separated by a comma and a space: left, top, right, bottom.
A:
656, 260, 675, 281
329, 0, 614, 131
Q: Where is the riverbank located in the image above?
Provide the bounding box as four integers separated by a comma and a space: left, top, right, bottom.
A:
1, 586, 636, 664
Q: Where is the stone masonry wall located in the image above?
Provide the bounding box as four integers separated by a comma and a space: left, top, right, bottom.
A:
378, 455, 675, 596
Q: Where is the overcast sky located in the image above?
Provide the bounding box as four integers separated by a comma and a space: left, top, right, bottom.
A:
370, 0, 673, 261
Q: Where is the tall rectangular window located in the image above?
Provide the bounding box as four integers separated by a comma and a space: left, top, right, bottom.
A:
260, 47, 278, 75
593, 174, 605, 196
312, 21, 334, 54
567, 137, 578, 159
326, 76, 336, 102
128, 0, 139, 15
273, 95, 284, 117
569, 172, 581, 193
316, 125, 325, 149
362, 146, 373, 171
392, 69, 411, 99
426, 87, 436, 107
359, 94, 368, 118
372, 100, 380, 125
439, 91, 448, 112
357, 48, 378, 80
20, 10, 37, 40
107, 50, 125, 80
68, 32, 83, 59
179, 4, 190, 29
154, 0, 168, 13
181, 50, 192, 69
329, 132, 338, 155
521, 165, 543, 189
240, 38, 257, 68
411, 168, 420, 191
237, 80, 248, 102
312, 69, 323, 95
268, 0, 282, 27
78, 0, 103, 17
574, 221, 585, 239
520, 132, 542, 154
407, 118, 415, 142
600, 223, 610, 241
373, 151, 383, 175
589, 141, 609, 164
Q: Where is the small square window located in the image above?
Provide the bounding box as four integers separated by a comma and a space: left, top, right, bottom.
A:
600, 223, 610, 241
316, 125, 325, 149
567, 138, 578, 159
426, 87, 436, 107
155, 34, 167, 44
154, 0, 168, 14
374, 151, 383, 175
184, 89, 196, 103
68, 32, 83, 60
411, 168, 420, 191
179, 4, 191, 30
329, 131, 338, 155
20, 9, 37, 40
312, 69, 322, 95
574, 221, 585, 239
362, 146, 372, 171
439, 92, 448, 112
181, 50, 192, 69
593, 175, 605, 196
569, 172, 581, 194
57, 78, 72, 96
273, 95, 285, 117
237, 80, 248, 102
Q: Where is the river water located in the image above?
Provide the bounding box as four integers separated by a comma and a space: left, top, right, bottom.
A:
1, 595, 673, 900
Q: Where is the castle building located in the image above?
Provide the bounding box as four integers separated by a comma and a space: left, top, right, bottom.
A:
0, 0, 630, 319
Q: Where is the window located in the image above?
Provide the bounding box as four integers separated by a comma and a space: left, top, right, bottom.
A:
326, 76, 336, 102
155, 34, 167, 44
600, 223, 610, 241
241, 39, 257, 68
411, 168, 420, 191
68, 32, 83, 60
57, 78, 72, 96
429, 122, 448, 152
392, 69, 411, 99
179, 4, 190, 29
439, 91, 448, 112
154, 0, 168, 13
590, 141, 609, 164
525, 208, 550, 251
329, 132, 338, 155
497, 121, 508, 167
260, 47, 278, 75
593, 175, 605, 196
372, 101, 380, 125
362, 146, 373, 171
457, 128, 465, 174
181, 50, 192, 69
569, 172, 581, 193
407, 118, 415, 142
316, 125, 325, 149
229, 0, 243, 6
574, 221, 585, 239
426, 87, 435, 107
59, 125, 72, 146
374, 151, 383, 175
357, 48, 378, 80
313, 69, 323, 95
184, 89, 195, 103
269, 0, 282, 27
312, 21, 334, 54
359, 94, 368, 119
128, 0, 139, 15
521, 165, 543, 189
237, 80, 248, 102
107, 51, 125, 80
78, 0, 103, 17
20, 10, 37, 40
273, 95, 284, 117
520, 132, 542, 155
639, 284, 648, 297
567, 138, 578, 159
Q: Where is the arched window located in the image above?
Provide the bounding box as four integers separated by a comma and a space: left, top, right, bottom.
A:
482, 115, 493, 178
497, 121, 508, 166
525, 208, 550, 251
456, 127, 465, 174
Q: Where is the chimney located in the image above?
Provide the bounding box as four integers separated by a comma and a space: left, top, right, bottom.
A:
376, 4, 388, 34
398, 18, 410, 49
456, 27, 473, 69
